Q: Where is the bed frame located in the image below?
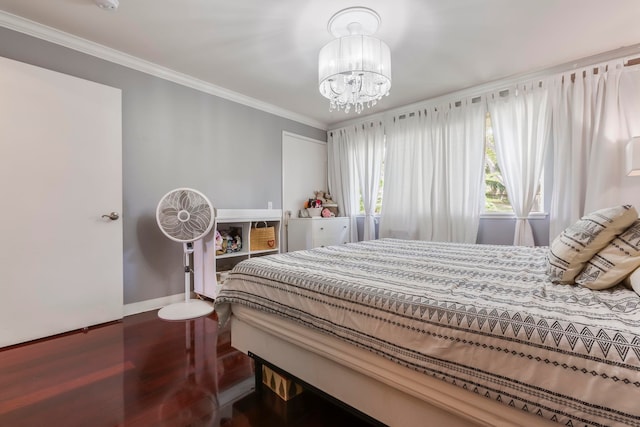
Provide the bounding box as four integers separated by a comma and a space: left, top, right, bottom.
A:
229, 305, 556, 427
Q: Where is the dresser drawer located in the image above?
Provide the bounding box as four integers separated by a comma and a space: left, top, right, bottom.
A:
311, 219, 349, 236
288, 217, 351, 251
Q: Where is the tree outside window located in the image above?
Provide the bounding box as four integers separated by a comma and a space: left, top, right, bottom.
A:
358, 161, 384, 214
484, 114, 543, 213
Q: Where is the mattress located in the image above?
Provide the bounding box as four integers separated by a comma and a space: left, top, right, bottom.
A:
214, 239, 640, 426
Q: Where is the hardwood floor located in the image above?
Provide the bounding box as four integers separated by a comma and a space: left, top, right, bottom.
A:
0, 310, 376, 426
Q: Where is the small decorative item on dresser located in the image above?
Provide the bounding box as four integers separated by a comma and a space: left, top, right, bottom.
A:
306, 207, 322, 217
250, 221, 277, 250
321, 207, 334, 217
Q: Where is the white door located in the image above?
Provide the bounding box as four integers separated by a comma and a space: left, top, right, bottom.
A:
282, 132, 327, 252
0, 56, 123, 347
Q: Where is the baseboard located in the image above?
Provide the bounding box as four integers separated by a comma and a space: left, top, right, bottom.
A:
123, 293, 186, 317
218, 377, 255, 407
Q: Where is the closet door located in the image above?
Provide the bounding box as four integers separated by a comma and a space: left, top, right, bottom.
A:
0, 56, 123, 347
282, 131, 327, 252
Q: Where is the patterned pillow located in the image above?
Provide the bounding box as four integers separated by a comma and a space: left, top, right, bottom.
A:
623, 267, 640, 296
575, 220, 640, 289
547, 205, 637, 283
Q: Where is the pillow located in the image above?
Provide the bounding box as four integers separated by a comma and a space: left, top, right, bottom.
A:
575, 219, 640, 289
622, 267, 640, 296
546, 205, 637, 283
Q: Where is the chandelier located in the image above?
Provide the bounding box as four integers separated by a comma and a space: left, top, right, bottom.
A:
318, 7, 391, 114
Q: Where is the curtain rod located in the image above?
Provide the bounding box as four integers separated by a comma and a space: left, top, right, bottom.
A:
328, 44, 640, 132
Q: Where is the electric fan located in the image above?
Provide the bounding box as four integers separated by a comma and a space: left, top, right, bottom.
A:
156, 188, 215, 320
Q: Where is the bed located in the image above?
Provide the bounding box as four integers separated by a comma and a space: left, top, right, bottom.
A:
214, 239, 640, 426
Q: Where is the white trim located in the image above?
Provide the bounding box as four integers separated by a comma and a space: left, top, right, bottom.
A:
216, 208, 283, 222
0, 11, 327, 131
217, 377, 255, 408
480, 212, 548, 220
329, 44, 640, 131
282, 130, 327, 146
123, 293, 186, 317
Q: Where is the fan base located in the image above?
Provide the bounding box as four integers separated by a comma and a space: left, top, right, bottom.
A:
158, 299, 214, 321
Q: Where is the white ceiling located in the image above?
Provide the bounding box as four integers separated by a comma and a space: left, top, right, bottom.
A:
1, 0, 640, 129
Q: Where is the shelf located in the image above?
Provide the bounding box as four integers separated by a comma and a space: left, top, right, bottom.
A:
216, 251, 249, 259
216, 208, 282, 222
193, 209, 282, 299
250, 248, 279, 256
216, 248, 279, 259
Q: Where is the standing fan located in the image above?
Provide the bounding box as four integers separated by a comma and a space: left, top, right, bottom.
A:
156, 188, 215, 320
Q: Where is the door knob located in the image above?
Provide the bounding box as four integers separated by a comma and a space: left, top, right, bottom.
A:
102, 212, 120, 221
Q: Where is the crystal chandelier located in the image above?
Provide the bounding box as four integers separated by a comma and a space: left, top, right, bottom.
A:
318, 7, 391, 114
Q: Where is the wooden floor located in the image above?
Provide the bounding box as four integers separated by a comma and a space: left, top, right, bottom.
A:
0, 310, 375, 427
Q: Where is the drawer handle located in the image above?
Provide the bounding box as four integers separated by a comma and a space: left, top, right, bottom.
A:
320, 227, 324, 230
343, 226, 347, 229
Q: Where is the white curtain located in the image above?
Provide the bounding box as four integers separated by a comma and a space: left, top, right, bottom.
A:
380, 98, 486, 243
353, 122, 385, 240
548, 60, 640, 240
488, 82, 551, 246
328, 128, 358, 243
378, 112, 425, 240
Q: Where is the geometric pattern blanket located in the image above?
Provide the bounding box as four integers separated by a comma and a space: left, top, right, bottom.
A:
215, 239, 640, 426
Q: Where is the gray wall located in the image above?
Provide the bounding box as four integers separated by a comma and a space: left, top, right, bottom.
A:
355, 216, 550, 246
0, 27, 326, 304
476, 216, 550, 246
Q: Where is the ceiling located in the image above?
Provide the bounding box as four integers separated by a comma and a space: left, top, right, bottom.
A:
1, 0, 640, 129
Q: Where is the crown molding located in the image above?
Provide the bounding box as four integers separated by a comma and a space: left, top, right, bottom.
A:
0, 11, 328, 131
329, 43, 640, 131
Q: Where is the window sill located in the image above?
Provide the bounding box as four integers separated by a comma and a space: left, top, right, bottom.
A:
480, 212, 548, 219
355, 213, 548, 220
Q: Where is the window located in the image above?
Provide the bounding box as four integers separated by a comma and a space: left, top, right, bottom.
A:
484, 113, 543, 213
351, 115, 544, 216
358, 160, 384, 214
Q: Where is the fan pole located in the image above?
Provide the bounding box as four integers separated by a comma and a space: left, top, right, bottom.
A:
184, 243, 193, 303
157, 242, 214, 321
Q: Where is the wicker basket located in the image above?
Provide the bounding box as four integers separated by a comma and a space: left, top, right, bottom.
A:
250, 222, 277, 251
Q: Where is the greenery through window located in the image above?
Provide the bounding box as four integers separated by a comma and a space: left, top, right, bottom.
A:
484, 113, 543, 213
358, 160, 384, 214
353, 117, 544, 215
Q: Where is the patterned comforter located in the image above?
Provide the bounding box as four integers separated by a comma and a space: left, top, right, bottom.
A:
214, 239, 640, 426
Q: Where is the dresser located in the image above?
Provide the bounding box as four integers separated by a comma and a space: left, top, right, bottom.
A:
287, 217, 351, 251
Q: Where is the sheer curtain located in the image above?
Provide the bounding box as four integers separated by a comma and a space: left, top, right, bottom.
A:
354, 121, 385, 240
328, 127, 358, 243
378, 112, 425, 240
488, 81, 551, 246
380, 98, 486, 242
548, 60, 637, 240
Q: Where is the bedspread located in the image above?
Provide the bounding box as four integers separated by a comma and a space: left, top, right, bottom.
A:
215, 239, 640, 426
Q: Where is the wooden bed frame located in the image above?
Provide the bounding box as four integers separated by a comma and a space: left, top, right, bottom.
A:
229, 305, 556, 427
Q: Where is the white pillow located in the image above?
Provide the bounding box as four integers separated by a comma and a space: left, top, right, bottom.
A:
623, 267, 640, 296
575, 219, 640, 289
547, 205, 637, 284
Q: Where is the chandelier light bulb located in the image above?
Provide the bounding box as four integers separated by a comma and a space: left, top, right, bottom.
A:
318, 7, 391, 114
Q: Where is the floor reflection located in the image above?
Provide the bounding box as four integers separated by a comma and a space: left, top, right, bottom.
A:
122, 311, 253, 426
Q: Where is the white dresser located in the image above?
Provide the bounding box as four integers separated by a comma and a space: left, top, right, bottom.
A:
287, 217, 351, 251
